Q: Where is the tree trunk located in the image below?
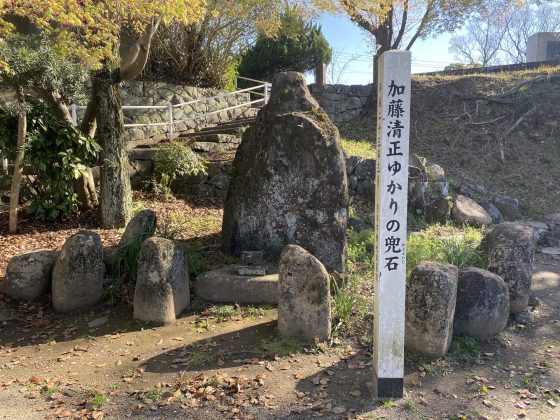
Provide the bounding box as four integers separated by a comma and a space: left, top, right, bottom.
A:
38, 87, 99, 210
74, 168, 98, 210
8, 109, 26, 233
94, 68, 132, 229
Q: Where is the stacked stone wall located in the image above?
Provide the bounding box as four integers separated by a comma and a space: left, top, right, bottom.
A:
308, 83, 374, 124
114, 81, 253, 143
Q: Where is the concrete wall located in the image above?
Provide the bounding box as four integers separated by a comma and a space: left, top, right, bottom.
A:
308, 83, 374, 124
527, 32, 560, 62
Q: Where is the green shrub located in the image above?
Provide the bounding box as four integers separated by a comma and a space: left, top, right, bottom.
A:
1, 104, 100, 221
27, 114, 101, 220
153, 141, 206, 200
406, 225, 484, 276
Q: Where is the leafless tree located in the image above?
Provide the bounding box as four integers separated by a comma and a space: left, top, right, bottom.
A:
327, 49, 365, 84
449, 1, 560, 66
501, 3, 560, 63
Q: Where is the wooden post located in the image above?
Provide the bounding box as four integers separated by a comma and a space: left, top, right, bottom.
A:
9, 103, 26, 234
314, 61, 327, 86
373, 50, 411, 399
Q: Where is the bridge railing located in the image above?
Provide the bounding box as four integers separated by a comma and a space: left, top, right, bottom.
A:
70, 76, 271, 135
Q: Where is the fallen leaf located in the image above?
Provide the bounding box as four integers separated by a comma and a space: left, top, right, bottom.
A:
30, 375, 42, 384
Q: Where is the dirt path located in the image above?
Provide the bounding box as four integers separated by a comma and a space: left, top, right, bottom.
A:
0, 251, 559, 419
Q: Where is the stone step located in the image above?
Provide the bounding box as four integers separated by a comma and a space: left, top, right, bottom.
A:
187, 133, 242, 144
195, 265, 278, 304
195, 116, 256, 131
190, 141, 239, 154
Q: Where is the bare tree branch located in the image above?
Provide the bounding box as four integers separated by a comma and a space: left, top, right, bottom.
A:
392, 0, 409, 50
120, 17, 162, 82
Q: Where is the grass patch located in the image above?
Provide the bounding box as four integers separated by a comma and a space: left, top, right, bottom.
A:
448, 336, 481, 362
112, 223, 155, 280
331, 277, 364, 336
346, 228, 375, 273
186, 248, 207, 277
188, 352, 209, 367
340, 138, 376, 159
91, 394, 107, 407
143, 390, 161, 401
380, 398, 396, 408
406, 225, 485, 276
208, 304, 240, 321
403, 398, 416, 412
41, 386, 58, 398
202, 304, 271, 322
262, 336, 305, 357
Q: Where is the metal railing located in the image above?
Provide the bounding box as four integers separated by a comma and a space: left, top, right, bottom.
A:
70, 76, 270, 135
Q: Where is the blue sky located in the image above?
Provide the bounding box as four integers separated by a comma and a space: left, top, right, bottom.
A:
315, 14, 457, 84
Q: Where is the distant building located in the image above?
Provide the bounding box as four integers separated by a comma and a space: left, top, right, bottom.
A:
526, 32, 560, 62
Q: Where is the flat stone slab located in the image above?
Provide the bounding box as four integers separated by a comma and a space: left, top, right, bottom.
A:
540, 247, 560, 255
195, 265, 278, 304
236, 266, 266, 276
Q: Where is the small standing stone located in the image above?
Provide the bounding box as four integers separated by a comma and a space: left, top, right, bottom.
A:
405, 262, 458, 358
119, 209, 157, 248
241, 251, 264, 266
51, 231, 105, 313
278, 245, 331, 343
134, 237, 190, 324
454, 267, 510, 338
486, 222, 534, 314
0, 250, 59, 300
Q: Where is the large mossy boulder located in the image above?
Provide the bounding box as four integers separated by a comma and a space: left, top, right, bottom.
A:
485, 222, 534, 314
51, 231, 105, 313
221, 72, 348, 272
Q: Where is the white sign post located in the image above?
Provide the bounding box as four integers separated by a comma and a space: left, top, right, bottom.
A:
373, 50, 411, 399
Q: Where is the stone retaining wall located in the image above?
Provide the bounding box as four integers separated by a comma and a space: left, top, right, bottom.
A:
116, 81, 253, 143
346, 156, 375, 199
129, 146, 373, 199
128, 148, 234, 199
308, 83, 374, 124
